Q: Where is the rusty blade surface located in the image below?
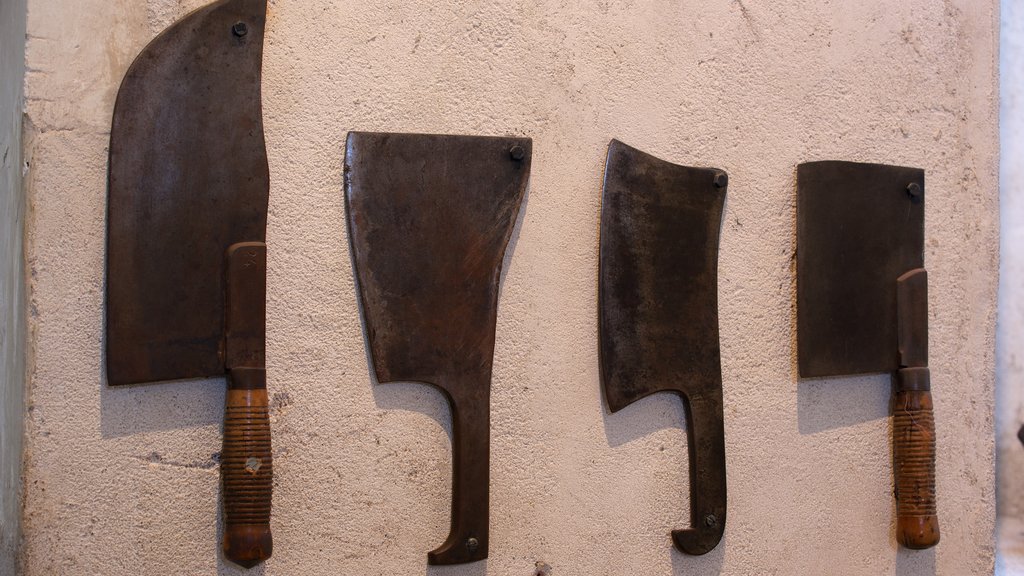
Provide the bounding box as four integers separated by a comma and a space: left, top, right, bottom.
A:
345, 132, 530, 564
897, 268, 929, 369
598, 139, 727, 555
797, 161, 924, 378
599, 140, 725, 413
225, 242, 267, 371
107, 0, 269, 386
345, 132, 529, 387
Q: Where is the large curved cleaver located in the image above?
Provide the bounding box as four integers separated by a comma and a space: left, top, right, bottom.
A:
344, 132, 531, 565
107, 0, 273, 567
598, 139, 728, 555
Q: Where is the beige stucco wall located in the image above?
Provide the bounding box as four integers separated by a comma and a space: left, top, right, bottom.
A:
19, 1, 999, 574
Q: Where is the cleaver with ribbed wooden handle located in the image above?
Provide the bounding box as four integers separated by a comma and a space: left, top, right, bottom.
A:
797, 160, 939, 549
106, 0, 273, 567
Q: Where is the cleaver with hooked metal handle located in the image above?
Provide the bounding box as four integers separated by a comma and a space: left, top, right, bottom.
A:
106, 0, 273, 567
599, 139, 728, 555
344, 132, 531, 565
797, 160, 939, 549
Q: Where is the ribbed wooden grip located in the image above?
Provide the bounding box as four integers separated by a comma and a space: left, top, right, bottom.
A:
222, 385, 273, 567
893, 387, 939, 549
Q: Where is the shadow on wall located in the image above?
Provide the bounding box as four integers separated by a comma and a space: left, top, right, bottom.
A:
95, 269, 224, 439
796, 374, 891, 435
783, 162, 891, 437
601, 391, 726, 576
424, 557, 488, 576
98, 346, 268, 575
371, 383, 494, 576
670, 543, 726, 576
896, 546, 937, 575
99, 375, 225, 439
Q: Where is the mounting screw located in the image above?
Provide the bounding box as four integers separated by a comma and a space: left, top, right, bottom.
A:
713, 172, 728, 189
906, 182, 922, 202
704, 514, 717, 527
466, 538, 480, 553
509, 145, 525, 161
232, 22, 249, 37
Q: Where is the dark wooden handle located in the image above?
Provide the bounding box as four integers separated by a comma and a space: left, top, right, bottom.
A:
672, 391, 727, 555
893, 367, 939, 549
428, 388, 489, 565
222, 368, 273, 567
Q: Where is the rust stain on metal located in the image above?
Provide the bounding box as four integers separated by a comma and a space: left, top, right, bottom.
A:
797, 161, 938, 549
345, 132, 531, 565
598, 139, 727, 555
106, 0, 274, 567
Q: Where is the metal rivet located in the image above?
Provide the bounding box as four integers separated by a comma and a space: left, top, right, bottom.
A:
907, 182, 922, 201
509, 145, 525, 161
704, 514, 717, 527
713, 172, 728, 189
466, 537, 480, 553
232, 22, 249, 37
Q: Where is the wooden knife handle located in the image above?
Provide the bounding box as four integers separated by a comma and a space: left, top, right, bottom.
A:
222, 367, 273, 567
893, 367, 939, 549
428, 387, 489, 565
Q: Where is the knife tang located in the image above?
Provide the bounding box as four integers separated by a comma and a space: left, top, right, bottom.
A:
897, 269, 929, 369
427, 382, 490, 565
672, 390, 727, 555
221, 242, 273, 567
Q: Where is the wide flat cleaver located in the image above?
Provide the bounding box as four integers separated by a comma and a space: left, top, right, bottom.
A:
106, 0, 273, 567
344, 132, 531, 565
797, 160, 939, 549
599, 139, 728, 555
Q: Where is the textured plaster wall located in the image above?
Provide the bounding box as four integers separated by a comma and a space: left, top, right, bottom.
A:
1, 0, 28, 572
19, 1, 999, 574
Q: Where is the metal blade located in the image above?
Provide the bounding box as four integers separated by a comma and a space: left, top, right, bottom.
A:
598, 139, 726, 409
796, 161, 924, 378
225, 242, 266, 371
598, 139, 728, 556
345, 131, 531, 565
345, 132, 530, 387
897, 268, 928, 369
106, 0, 269, 385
